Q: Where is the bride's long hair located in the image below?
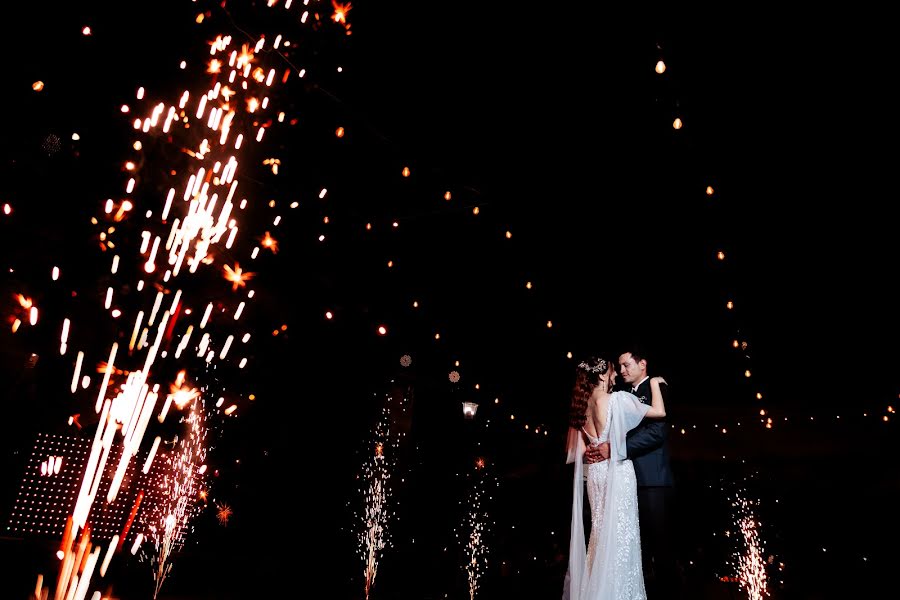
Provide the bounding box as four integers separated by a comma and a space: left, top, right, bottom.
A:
568, 355, 613, 429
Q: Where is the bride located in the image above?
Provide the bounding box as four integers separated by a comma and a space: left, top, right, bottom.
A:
562, 355, 667, 600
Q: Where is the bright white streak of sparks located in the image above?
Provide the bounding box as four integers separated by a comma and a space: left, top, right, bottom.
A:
130, 533, 143, 555
104, 287, 113, 310
95, 343, 118, 413
60, 318, 70, 351
163, 106, 176, 133
162, 188, 176, 220
145, 235, 161, 273
196, 94, 207, 120
129, 311, 145, 352
148, 292, 164, 326
197, 333, 210, 358
71, 351, 84, 394
242, 333, 251, 343
143, 436, 161, 473
52, 266, 60, 280
99, 535, 119, 577
174, 325, 193, 359
72, 547, 100, 600
169, 289, 182, 314
111, 255, 120, 274
29, 306, 38, 325
73, 399, 111, 529
140, 230, 151, 253
225, 226, 238, 249
158, 393, 173, 423
219, 335, 234, 359
233, 302, 245, 320
200, 303, 213, 329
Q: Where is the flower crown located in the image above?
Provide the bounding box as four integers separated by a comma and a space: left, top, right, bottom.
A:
578, 359, 607, 374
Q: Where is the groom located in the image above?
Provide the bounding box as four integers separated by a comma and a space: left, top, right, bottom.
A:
584, 345, 677, 598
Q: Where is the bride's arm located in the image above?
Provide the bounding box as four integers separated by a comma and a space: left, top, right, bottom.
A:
644, 377, 667, 418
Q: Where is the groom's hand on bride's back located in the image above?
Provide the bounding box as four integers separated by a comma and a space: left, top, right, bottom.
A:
584, 442, 610, 464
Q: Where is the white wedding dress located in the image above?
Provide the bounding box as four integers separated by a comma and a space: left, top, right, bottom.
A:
563, 391, 649, 600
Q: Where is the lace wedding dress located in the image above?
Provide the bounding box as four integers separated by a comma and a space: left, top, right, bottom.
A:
563, 391, 649, 600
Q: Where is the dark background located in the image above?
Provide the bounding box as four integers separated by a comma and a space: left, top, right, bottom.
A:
1, 1, 898, 598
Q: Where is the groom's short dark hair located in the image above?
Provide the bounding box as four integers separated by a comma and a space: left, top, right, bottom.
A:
621, 342, 649, 366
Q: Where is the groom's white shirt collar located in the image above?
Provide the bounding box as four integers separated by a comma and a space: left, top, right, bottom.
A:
632, 375, 650, 392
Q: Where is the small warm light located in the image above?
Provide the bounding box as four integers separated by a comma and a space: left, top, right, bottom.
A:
546, 320, 553, 328
377, 325, 387, 336
387, 260, 394, 268
884, 416, 889, 422
510, 414, 515, 420
505, 231, 512, 239
474, 383, 480, 390
402, 166, 410, 177
133, 141, 142, 150
454, 360, 460, 367
655, 60, 666, 74
756, 392, 763, 400
473, 207, 480, 215
392, 221, 399, 228
3, 203, 11, 215
732, 340, 739, 348
434, 333, 441, 340
82, 26, 92, 35
72, 133, 80, 141
760, 409, 766, 416
673, 117, 683, 130
726, 301, 734, 310
412, 301, 419, 308
444, 191, 452, 201
526, 281, 533, 289
721, 428, 727, 434
706, 185, 715, 196
494, 398, 499, 404
125, 161, 136, 171
335, 127, 345, 138
744, 370, 752, 378
325, 311, 333, 320
365, 223, 372, 230
717, 251, 725, 260
318, 234, 326, 242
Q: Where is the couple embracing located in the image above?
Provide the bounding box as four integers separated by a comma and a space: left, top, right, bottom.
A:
562, 347, 677, 600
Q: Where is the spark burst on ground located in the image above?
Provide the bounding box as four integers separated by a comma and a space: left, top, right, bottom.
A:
729, 489, 770, 599
457, 460, 493, 600
357, 407, 398, 600
140, 397, 208, 599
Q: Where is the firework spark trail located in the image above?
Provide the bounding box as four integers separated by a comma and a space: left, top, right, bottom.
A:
25, 1, 340, 595
357, 407, 398, 600
730, 491, 769, 599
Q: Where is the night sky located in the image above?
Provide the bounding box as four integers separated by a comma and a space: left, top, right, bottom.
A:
1, 2, 898, 599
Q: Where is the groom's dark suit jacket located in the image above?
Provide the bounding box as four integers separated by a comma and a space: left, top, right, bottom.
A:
624, 378, 674, 487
